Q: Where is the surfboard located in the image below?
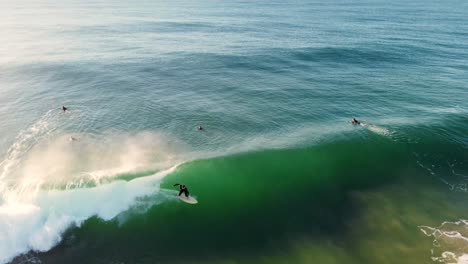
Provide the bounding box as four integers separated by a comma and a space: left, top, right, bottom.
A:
177, 195, 198, 204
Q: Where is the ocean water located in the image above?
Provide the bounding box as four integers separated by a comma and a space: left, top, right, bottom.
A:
1, 0, 467, 263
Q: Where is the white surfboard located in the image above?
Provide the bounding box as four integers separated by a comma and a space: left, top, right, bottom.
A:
177, 195, 198, 204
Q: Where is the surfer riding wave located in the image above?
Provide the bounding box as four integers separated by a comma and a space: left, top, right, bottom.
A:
173, 183, 189, 198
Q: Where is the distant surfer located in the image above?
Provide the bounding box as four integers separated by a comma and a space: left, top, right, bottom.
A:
197, 126, 204, 131
173, 183, 190, 198
351, 118, 360, 125
61, 105, 68, 112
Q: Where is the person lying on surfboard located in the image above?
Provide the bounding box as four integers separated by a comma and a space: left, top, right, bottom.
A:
173, 183, 190, 198
351, 118, 360, 125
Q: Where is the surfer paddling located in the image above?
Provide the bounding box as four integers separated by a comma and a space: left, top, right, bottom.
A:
173, 183, 190, 198
351, 118, 360, 125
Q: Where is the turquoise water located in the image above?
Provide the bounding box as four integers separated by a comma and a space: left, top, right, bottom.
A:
1, 0, 467, 263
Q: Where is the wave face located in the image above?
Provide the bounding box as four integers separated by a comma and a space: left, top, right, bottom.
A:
1, 0, 468, 263
2, 114, 468, 264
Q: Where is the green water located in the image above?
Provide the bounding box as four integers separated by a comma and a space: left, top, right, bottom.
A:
31, 131, 468, 264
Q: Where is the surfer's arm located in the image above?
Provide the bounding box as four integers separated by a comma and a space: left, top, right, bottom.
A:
173, 183, 181, 187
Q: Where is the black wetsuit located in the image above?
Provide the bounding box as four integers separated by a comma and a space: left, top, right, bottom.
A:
175, 184, 189, 197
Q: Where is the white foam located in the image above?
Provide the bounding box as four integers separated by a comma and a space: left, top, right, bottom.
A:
0, 165, 177, 264
458, 254, 468, 264
361, 123, 392, 137
420, 220, 468, 264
